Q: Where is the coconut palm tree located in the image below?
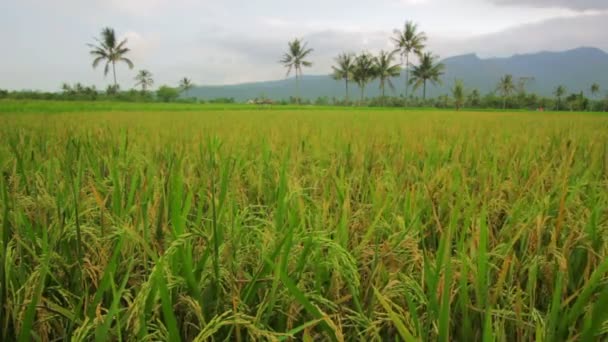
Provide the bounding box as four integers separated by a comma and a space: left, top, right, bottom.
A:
280, 38, 313, 104
134, 70, 154, 93
89, 27, 134, 88
452, 80, 465, 111
179, 77, 194, 97
591, 83, 600, 98
392, 21, 427, 101
496, 75, 516, 109
375, 50, 401, 106
331, 53, 355, 103
468, 89, 481, 107
61, 83, 74, 95
352, 52, 377, 105
554, 85, 566, 110
409, 52, 445, 100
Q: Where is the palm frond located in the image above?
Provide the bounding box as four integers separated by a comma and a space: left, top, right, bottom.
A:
92, 56, 106, 68
284, 64, 293, 78
116, 39, 129, 51
120, 57, 135, 69
88, 27, 134, 82
101, 27, 117, 49
281, 38, 313, 79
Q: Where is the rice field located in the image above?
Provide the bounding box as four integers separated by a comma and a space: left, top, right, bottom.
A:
1, 104, 608, 341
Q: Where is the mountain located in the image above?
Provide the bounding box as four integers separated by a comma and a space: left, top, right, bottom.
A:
438, 47, 608, 97
189, 47, 608, 101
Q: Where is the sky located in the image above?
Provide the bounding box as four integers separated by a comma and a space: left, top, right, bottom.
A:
1, 0, 607, 91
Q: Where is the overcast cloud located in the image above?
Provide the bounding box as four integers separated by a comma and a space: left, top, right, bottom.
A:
1, 0, 606, 90
489, 0, 608, 11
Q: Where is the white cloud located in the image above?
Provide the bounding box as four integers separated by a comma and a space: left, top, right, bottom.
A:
119, 31, 160, 62
398, 0, 431, 5
1, 0, 607, 91
489, 0, 608, 11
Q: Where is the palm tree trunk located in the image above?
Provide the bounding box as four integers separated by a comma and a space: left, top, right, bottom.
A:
381, 80, 386, 107
405, 54, 410, 106
112, 61, 117, 88
360, 84, 365, 106
345, 78, 349, 104
296, 68, 300, 105
423, 81, 426, 100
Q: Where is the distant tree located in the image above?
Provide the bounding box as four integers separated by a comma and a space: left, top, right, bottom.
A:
375, 50, 401, 106
392, 21, 427, 101
106, 84, 120, 95
315, 96, 330, 106
331, 53, 355, 103
591, 83, 600, 98
352, 52, 377, 105
517, 77, 535, 95
89, 27, 134, 88
73, 83, 85, 94
157, 85, 179, 102
437, 94, 449, 108
280, 38, 313, 104
84, 85, 98, 100
409, 52, 445, 100
134, 70, 154, 93
179, 77, 194, 97
467, 89, 481, 107
496, 75, 516, 109
61, 83, 74, 96
565, 91, 588, 111
451, 80, 465, 110
554, 85, 566, 110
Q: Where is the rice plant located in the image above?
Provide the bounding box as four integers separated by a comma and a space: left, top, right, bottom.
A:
0, 107, 607, 341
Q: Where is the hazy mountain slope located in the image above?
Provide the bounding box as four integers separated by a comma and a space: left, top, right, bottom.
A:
189, 47, 608, 101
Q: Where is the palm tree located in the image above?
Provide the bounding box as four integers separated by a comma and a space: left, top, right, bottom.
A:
496, 75, 516, 109
554, 85, 566, 110
591, 83, 600, 98
352, 52, 377, 105
280, 38, 313, 104
179, 77, 194, 97
452, 80, 465, 111
89, 27, 134, 88
61, 83, 74, 95
134, 70, 154, 93
74, 83, 85, 95
392, 21, 427, 102
468, 89, 481, 107
331, 53, 355, 103
409, 52, 445, 100
375, 50, 401, 106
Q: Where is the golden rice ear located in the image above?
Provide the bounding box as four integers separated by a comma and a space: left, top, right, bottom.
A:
1, 102, 607, 341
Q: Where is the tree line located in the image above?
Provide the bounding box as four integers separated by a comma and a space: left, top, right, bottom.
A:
281, 21, 607, 111
282, 21, 444, 106
66, 27, 196, 102
0, 24, 607, 111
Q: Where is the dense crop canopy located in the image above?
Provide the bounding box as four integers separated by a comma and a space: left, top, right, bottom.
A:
1, 106, 607, 341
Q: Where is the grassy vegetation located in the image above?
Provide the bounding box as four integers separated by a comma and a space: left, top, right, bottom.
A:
0, 99, 401, 113
0, 99, 573, 114
1, 106, 608, 341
